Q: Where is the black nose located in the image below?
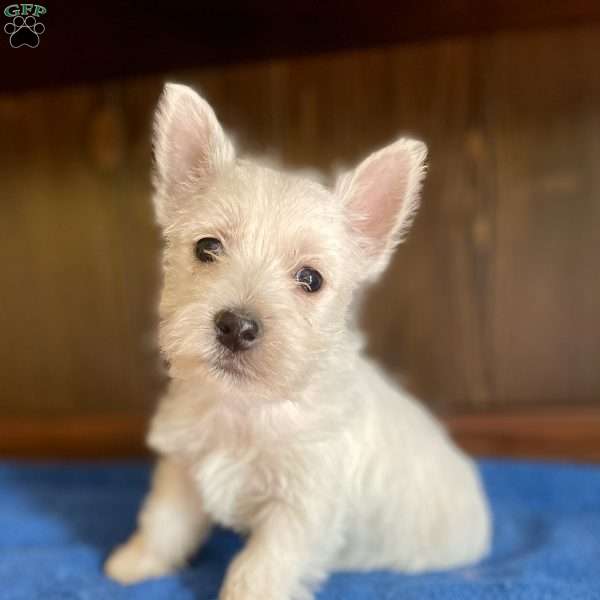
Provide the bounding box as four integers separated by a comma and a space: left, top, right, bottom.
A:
214, 310, 261, 353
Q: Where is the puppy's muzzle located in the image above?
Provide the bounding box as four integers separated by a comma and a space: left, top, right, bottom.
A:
214, 310, 262, 353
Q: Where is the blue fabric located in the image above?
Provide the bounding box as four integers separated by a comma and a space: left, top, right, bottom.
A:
0, 459, 599, 599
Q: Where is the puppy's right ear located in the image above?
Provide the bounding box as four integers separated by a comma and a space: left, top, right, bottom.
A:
152, 83, 234, 224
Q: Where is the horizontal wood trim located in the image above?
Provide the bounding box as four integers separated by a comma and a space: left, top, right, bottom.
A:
2, 408, 600, 461
446, 408, 600, 462
0, 414, 150, 459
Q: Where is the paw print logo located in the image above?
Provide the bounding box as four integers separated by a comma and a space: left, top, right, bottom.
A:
4, 15, 45, 48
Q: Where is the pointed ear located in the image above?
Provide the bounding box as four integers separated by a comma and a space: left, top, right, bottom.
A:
152, 83, 235, 224
336, 138, 427, 279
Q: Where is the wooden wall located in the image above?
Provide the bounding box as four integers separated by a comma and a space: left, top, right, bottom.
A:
1, 24, 599, 457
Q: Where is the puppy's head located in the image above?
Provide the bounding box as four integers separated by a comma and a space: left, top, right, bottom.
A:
153, 84, 427, 400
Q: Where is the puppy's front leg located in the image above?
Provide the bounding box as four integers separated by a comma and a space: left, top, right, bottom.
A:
105, 456, 211, 584
220, 504, 336, 600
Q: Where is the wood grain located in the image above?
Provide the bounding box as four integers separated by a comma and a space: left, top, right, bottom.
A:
484, 30, 600, 407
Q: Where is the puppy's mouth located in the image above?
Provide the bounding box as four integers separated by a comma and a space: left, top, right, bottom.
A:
214, 357, 243, 376
209, 350, 254, 381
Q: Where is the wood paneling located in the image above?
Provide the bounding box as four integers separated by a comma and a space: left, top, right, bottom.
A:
1, 25, 599, 456
0, 86, 163, 417
484, 31, 600, 407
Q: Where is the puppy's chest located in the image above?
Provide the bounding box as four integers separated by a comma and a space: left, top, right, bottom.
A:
190, 447, 281, 531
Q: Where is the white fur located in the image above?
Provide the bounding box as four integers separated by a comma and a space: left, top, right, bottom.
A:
105, 83, 491, 600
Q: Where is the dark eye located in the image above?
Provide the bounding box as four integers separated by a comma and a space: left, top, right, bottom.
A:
195, 237, 223, 263
295, 266, 323, 293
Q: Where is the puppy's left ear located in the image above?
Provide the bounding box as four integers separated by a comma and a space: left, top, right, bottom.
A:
336, 138, 427, 280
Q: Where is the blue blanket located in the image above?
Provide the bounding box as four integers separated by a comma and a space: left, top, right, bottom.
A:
0, 459, 599, 599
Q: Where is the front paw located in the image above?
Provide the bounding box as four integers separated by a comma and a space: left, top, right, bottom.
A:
105, 534, 175, 585
219, 582, 274, 600
219, 574, 281, 600
219, 576, 311, 600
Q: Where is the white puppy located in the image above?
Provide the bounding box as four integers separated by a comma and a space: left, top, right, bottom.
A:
105, 83, 491, 600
